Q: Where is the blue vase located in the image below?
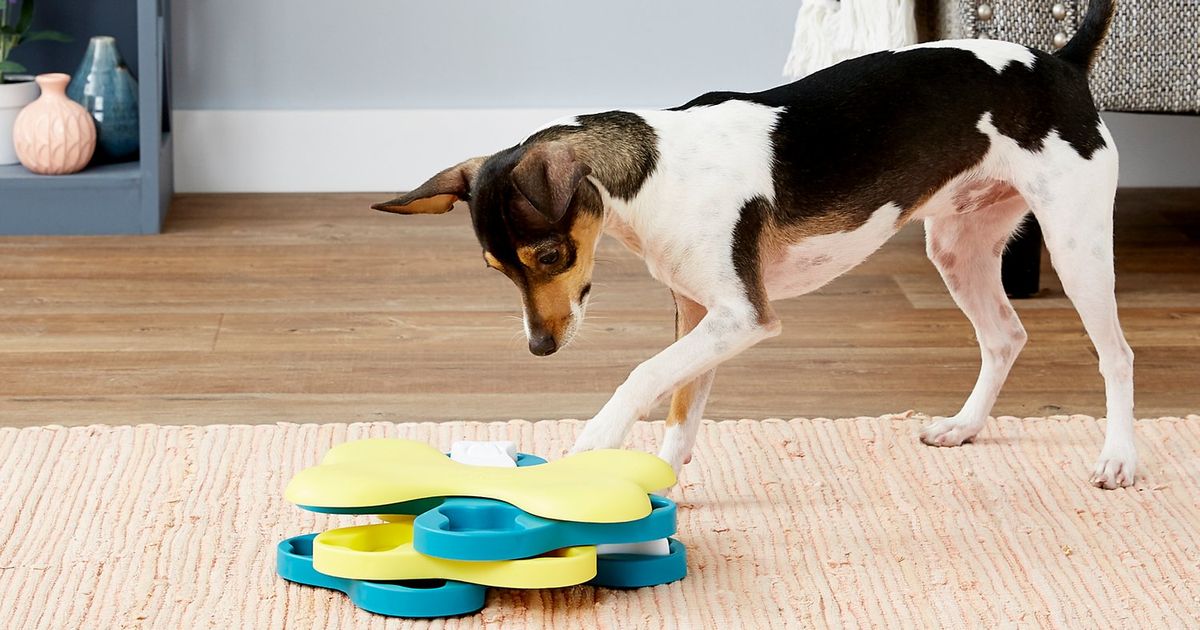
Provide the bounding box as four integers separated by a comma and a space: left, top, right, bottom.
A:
68, 36, 139, 162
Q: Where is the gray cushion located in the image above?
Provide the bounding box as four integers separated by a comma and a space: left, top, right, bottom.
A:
922, 1, 1199, 113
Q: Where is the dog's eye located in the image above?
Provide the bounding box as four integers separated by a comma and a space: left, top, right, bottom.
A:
538, 251, 561, 266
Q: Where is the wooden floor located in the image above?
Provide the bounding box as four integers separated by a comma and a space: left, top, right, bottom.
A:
1, 189, 1197, 427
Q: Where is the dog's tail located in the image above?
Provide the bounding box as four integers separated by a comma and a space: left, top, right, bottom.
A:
1055, 0, 1116, 71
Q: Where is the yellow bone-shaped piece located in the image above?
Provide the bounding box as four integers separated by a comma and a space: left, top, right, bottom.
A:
285, 439, 676, 523
313, 518, 597, 588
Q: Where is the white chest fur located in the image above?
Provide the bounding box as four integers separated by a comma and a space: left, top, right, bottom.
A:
599, 101, 782, 304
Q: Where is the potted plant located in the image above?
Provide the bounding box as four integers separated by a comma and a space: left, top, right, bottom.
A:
1, 0, 69, 165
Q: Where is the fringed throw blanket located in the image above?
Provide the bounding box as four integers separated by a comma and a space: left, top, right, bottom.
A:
783, 0, 918, 79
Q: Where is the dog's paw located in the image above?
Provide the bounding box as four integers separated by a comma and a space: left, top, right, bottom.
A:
1090, 444, 1137, 489
656, 446, 692, 476
919, 417, 982, 447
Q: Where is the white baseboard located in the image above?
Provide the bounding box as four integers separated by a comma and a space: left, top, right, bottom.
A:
172, 108, 599, 193
174, 109, 1200, 193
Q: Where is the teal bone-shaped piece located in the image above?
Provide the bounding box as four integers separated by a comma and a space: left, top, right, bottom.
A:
413, 494, 677, 561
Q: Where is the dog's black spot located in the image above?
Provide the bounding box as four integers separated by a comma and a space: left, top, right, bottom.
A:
469, 145, 528, 272
677, 46, 1107, 236
1056, 0, 1115, 71
730, 196, 772, 323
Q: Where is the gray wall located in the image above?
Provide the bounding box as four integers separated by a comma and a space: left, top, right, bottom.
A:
172, 0, 799, 110
1103, 113, 1200, 188
170, 0, 1199, 188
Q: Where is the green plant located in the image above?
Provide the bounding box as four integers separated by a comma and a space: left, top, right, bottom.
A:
1, 0, 70, 83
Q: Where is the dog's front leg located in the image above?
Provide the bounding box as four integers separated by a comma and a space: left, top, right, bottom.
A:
659, 372, 715, 473
659, 293, 715, 472
572, 301, 779, 456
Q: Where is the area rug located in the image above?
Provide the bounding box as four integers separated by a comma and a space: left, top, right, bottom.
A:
1, 416, 1198, 629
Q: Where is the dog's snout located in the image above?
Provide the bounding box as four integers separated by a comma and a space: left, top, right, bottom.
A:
528, 330, 558, 356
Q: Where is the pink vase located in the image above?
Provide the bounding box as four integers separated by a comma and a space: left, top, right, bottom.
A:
12, 73, 97, 175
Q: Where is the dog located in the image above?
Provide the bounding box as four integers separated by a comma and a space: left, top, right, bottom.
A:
375, 1, 1135, 489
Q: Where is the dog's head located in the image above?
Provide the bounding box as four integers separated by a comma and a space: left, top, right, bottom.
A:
373, 141, 603, 356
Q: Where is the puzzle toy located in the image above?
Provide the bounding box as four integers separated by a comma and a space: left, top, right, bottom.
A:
314, 517, 599, 588
277, 533, 488, 618
278, 439, 688, 618
298, 453, 548, 518
286, 439, 675, 522
412, 494, 676, 561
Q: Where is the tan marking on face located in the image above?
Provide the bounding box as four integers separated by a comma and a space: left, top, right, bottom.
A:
515, 244, 544, 270
483, 251, 503, 271
521, 212, 604, 341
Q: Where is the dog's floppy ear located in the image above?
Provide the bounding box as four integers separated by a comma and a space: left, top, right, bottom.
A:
510, 142, 591, 224
372, 156, 486, 215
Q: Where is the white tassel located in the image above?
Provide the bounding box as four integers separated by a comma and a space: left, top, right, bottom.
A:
449, 440, 518, 467
782, 0, 919, 80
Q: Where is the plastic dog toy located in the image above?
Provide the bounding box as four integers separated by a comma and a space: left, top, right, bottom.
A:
412, 495, 676, 561
278, 533, 688, 615
285, 439, 676, 522
278, 534, 487, 618
278, 440, 687, 618
314, 517, 598, 588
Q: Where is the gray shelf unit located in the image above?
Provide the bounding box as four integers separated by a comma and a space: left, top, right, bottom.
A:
0, 0, 173, 235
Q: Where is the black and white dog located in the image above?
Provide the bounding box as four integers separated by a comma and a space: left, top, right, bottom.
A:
376, 1, 1136, 489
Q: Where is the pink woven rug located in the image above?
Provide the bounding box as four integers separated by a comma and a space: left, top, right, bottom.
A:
2, 416, 1198, 628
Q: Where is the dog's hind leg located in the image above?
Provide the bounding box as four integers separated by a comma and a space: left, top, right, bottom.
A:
659, 293, 716, 473
1018, 133, 1134, 488
920, 189, 1031, 447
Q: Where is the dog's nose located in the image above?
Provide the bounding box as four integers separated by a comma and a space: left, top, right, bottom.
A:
528, 331, 558, 356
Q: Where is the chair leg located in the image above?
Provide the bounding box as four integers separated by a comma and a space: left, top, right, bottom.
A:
1002, 214, 1043, 299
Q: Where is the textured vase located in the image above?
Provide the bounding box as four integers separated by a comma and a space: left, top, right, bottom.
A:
68, 36, 139, 162
12, 74, 97, 175
0, 76, 41, 166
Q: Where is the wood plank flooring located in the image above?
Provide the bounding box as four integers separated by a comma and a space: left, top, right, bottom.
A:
1, 189, 1196, 427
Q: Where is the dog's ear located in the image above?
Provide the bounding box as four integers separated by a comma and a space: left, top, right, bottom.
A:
510, 142, 591, 224
372, 156, 486, 215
